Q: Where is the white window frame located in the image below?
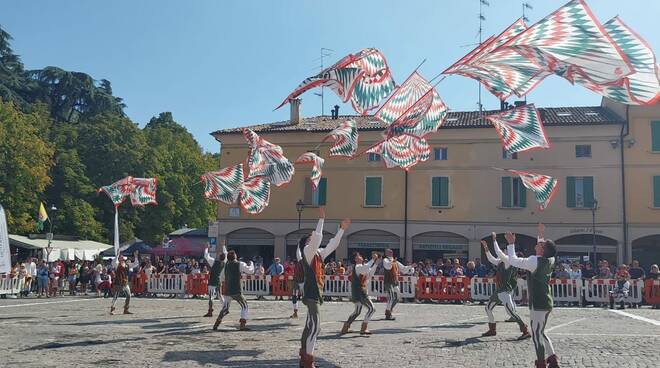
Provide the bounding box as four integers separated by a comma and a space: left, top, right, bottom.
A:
367, 153, 381, 162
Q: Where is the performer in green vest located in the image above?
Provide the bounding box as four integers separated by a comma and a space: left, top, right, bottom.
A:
382, 249, 414, 320
482, 232, 530, 339
340, 251, 379, 335
299, 207, 350, 368
505, 225, 560, 368
110, 251, 139, 315
213, 249, 254, 331
203, 243, 227, 317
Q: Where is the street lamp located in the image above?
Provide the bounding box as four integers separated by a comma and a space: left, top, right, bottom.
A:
590, 199, 599, 268
296, 199, 305, 230
45, 205, 57, 261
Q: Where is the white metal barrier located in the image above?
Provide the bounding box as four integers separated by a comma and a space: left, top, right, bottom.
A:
0, 274, 24, 295
323, 275, 350, 297
470, 277, 529, 303
583, 279, 644, 304
241, 275, 271, 296
550, 279, 581, 305
470, 277, 497, 301
369, 275, 417, 299
146, 274, 187, 295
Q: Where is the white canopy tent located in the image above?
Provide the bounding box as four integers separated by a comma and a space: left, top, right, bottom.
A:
9, 234, 112, 261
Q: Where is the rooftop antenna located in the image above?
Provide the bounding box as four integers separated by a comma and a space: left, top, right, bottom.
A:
313, 47, 334, 116
522, 2, 533, 23
478, 0, 489, 113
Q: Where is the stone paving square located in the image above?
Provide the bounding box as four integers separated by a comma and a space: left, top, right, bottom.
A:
1, 297, 658, 367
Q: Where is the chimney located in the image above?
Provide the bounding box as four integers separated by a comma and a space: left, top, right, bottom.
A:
290, 98, 301, 124
331, 105, 340, 119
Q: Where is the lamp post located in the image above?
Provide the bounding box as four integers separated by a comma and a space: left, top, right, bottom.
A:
296, 200, 305, 230
45, 205, 57, 261
590, 199, 599, 267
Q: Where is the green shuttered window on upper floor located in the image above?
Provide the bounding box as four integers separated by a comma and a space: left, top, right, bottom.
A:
566, 176, 594, 208
431, 176, 450, 207
501, 177, 527, 208
654, 176, 660, 208
365, 176, 382, 207
652, 121, 660, 152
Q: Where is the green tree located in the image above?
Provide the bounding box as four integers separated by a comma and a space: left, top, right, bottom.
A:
138, 112, 216, 244
0, 101, 54, 233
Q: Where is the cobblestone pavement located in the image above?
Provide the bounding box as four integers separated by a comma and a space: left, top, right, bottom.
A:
1, 296, 658, 367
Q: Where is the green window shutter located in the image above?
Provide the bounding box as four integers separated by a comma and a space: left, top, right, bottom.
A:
439, 177, 450, 207
654, 176, 660, 208
432, 177, 440, 207
519, 181, 527, 208
566, 176, 576, 208
652, 121, 660, 152
501, 177, 512, 207
365, 177, 382, 206
304, 179, 312, 205
317, 178, 327, 206
583, 176, 594, 208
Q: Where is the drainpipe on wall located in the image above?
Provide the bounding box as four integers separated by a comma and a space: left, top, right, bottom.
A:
403, 170, 409, 261
620, 106, 630, 263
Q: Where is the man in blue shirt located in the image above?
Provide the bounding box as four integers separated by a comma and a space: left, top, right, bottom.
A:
268, 258, 284, 276
475, 258, 488, 277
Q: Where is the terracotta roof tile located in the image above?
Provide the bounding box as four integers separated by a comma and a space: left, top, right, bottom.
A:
210, 106, 623, 136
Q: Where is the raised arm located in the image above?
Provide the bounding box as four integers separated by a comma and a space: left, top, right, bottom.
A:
204, 247, 215, 267
296, 246, 302, 261
319, 218, 350, 261
112, 257, 118, 269
367, 257, 379, 276
482, 240, 501, 266
504, 232, 538, 272
303, 208, 326, 263
492, 239, 510, 267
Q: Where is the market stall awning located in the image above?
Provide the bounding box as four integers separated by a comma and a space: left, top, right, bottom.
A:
9, 234, 112, 261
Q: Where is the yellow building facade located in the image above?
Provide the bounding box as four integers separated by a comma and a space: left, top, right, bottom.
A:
210, 98, 659, 267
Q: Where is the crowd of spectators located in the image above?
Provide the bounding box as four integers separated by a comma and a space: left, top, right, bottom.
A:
4, 252, 659, 305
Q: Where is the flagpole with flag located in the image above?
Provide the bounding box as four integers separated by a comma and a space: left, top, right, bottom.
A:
37, 202, 49, 232
0, 204, 11, 274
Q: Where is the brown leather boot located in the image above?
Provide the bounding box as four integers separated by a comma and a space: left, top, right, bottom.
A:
385, 310, 395, 320
546, 355, 560, 368
203, 308, 213, 317
110, 307, 115, 315
239, 318, 249, 330
301, 353, 316, 368
518, 324, 531, 340
481, 322, 496, 336
340, 322, 351, 335
535, 359, 547, 368
360, 322, 371, 335
123, 306, 133, 315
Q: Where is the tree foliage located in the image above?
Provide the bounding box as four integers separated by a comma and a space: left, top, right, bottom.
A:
0, 25, 217, 245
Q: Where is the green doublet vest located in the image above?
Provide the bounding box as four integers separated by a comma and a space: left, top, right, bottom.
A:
495, 262, 518, 293
208, 260, 224, 287
303, 253, 324, 304
527, 257, 553, 311
224, 260, 241, 296
351, 266, 368, 302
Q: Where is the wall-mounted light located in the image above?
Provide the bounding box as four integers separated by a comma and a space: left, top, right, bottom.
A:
609, 139, 619, 149
626, 139, 636, 148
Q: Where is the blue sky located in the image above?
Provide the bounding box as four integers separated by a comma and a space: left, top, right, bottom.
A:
3, 0, 658, 152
